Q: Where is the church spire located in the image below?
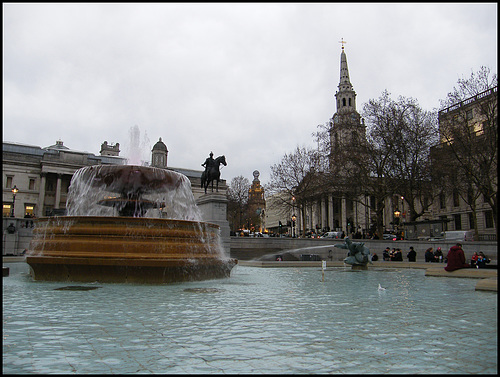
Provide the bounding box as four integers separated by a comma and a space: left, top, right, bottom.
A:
334, 39, 356, 114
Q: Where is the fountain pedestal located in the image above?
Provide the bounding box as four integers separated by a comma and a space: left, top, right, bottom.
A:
27, 216, 236, 283
26, 165, 237, 283
196, 193, 231, 255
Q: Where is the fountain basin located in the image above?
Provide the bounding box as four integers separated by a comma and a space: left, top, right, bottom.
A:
26, 216, 237, 283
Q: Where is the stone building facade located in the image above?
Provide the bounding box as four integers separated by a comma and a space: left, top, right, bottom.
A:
2, 140, 127, 218
427, 86, 497, 240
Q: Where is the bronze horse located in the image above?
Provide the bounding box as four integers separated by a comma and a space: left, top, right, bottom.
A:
201, 155, 227, 194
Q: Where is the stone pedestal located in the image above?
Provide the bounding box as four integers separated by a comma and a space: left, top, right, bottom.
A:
196, 193, 231, 255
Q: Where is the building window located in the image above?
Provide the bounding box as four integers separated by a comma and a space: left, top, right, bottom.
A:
3, 204, 12, 217
474, 122, 485, 135
342, 98, 346, 107
454, 214, 462, 230
6, 176, 13, 188
467, 189, 473, 205
439, 215, 449, 231
370, 195, 376, 209
484, 210, 494, 229
466, 109, 473, 121
349, 98, 351, 106
25, 205, 35, 217
468, 212, 475, 229
453, 190, 460, 207
439, 193, 446, 209
29, 178, 36, 191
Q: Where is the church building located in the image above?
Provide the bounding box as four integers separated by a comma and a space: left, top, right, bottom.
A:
297, 42, 373, 237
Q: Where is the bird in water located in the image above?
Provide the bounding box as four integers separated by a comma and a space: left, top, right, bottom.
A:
378, 284, 386, 291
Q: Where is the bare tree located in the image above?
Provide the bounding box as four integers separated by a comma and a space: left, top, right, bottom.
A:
363, 91, 439, 222
227, 176, 250, 232
267, 145, 322, 237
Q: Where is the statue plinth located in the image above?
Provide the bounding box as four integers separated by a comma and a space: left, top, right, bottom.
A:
196, 193, 230, 255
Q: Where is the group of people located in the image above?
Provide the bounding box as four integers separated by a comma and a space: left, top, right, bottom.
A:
424, 247, 445, 263
378, 244, 492, 271
382, 247, 404, 261
470, 251, 491, 269
382, 246, 417, 262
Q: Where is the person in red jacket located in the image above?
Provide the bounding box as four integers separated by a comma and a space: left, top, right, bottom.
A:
444, 243, 470, 271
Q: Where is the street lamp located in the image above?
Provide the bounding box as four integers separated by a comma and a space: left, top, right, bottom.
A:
11, 185, 18, 218
394, 209, 400, 235
291, 214, 297, 238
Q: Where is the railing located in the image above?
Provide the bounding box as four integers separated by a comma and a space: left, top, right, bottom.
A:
438, 86, 497, 116
479, 234, 497, 241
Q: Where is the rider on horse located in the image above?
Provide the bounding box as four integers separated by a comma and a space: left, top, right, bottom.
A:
202, 152, 215, 174
201, 152, 226, 194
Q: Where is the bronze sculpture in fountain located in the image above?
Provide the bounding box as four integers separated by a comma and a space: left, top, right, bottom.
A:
334, 237, 372, 270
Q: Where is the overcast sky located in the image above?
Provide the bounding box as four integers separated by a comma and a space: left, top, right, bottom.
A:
3, 3, 497, 186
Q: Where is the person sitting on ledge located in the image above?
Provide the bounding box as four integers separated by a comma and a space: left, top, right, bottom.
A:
444, 243, 470, 272
476, 252, 491, 269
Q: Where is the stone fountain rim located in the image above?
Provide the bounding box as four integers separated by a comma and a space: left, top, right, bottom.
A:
33, 216, 220, 229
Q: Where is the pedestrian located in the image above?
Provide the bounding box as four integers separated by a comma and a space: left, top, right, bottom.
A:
394, 248, 403, 261
425, 247, 435, 262
407, 246, 417, 262
382, 247, 390, 261
434, 247, 444, 263
390, 248, 396, 261
470, 252, 479, 268
444, 243, 470, 272
476, 252, 491, 268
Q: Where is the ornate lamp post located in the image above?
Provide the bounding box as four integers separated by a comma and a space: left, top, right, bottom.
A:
11, 185, 19, 217
291, 214, 297, 238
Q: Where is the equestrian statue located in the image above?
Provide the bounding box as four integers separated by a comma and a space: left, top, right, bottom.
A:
201, 152, 227, 194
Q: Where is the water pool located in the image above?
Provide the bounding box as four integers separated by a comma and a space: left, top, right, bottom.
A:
3, 262, 497, 374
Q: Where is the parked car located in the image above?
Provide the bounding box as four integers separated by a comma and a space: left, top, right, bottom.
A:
383, 234, 397, 240
321, 231, 343, 239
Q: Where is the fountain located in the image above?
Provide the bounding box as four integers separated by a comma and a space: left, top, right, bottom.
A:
26, 164, 237, 283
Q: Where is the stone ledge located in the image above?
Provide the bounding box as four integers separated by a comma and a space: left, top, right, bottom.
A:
475, 277, 497, 292
424, 267, 497, 279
